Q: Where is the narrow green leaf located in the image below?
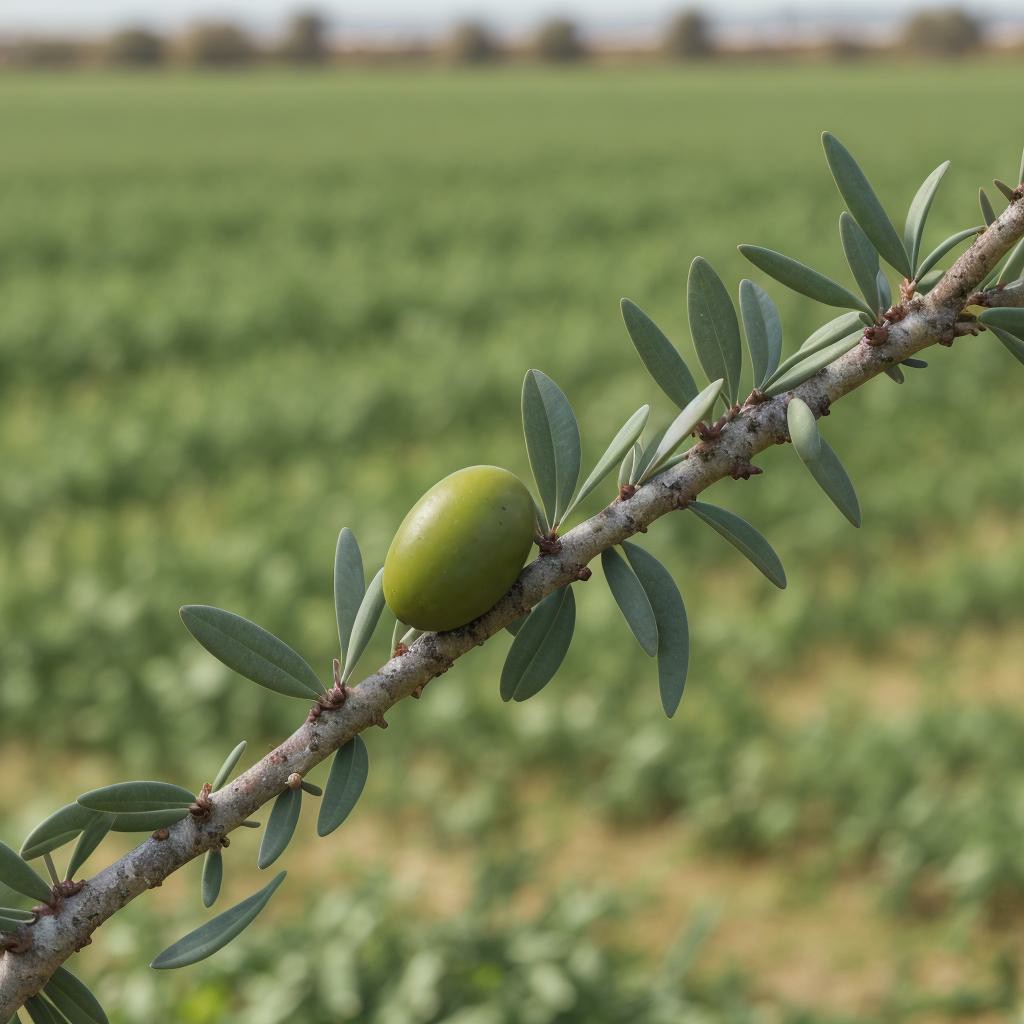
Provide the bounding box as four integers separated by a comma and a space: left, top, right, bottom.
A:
620, 298, 699, 409
687, 257, 743, 403
822, 132, 911, 277
904, 160, 949, 272
994, 178, 1017, 203
763, 332, 861, 397
522, 370, 581, 526
1018, 147, 1024, 190
212, 740, 247, 791
180, 605, 323, 700
110, 809, 190, 832
0, 907, 35, 922
622, 542, 689, 718
884, 365, 905, 384
506, 613, 529, 637
631, 425, 668, 485
983, 323, 1024, 367
901, 358, 928, 368
738, 244, 871, 314
978, 307, 1024, 335
690, 502, 787, 589
23, 998, 59, 1024
318, 736, 369, 837
66, 813, 114, 880
914, 225, 982, 282
500, 587, 576, 702
738, 279, 782, 388
1, 910, 35, 930
839, 212, 881, 313
21, 804, 97, 861
640, 378, 724, 482
151, 871, 287, 969
78, 781, 195, 814
334, 527, 364, 663
563, 404, 649, 520
257, 787, 301, 870
997, 236, 1024, 285
788, 399, 861, 527
979, 188, 996, 227
0, 842, 51, 903
876, 270, 892, 312
44, 967, 109, 1024
201, 850, 223, 908
619, 442, 641, 489
300, 781, 322, 797
339, 568, 384, 683
600, 548, 659, 656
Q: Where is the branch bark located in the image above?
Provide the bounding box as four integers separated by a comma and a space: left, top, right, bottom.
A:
2, 195, 1023, 1017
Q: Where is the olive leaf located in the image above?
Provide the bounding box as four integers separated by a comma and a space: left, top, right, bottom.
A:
978, 307, 1024, 336
339, 568, 385, 683
500, 586, 576, 703
876, 270, 892, 312
738, 279, 782, 389
622, 542, 689, 718
987, 325, 1024, 367
639, 378, 724, 483
257, 786, 302, 870
904, 160, 949, 274
21, 804, 98, 861
689, 501, 787, 589
619, 442, 641, 489
562, 404, 649, 520
630, 425, 667, 485
78, 781, 196, 814
914, 226, 982, 282
901, 358, 928, 369
522, 369, 581, 528
839, 212, 881, 314
620, 298, 699, 409
687, 257, 743, 404
334, 527, 365, 665
978, 188, 996, 227
151, 871, 287, 969
66, 813, 114, 881
0, 841, 52, 903
109, 809, 190, 832
883, 365, 905, 384
763, 332, 861, 397
822, 132, 911, 278
201, 850, 223, 908
212, 740, 247, 791
318, 735, 369, 837
997, 236, 1024, 285
506, 613, 529, 637
600, 547, 659, 656
994, 178, 1017, 203
43, 966, 109, 1024
787, 398, 861, 527
23, 998, 59, 1024
180, 605, 324, 700
738, 244, 871, 315
1, 908, 35, 930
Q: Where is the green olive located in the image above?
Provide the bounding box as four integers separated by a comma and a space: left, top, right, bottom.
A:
383, 465, 536, 632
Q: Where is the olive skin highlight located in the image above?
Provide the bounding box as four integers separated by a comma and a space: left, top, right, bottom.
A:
383, 465, 536, 632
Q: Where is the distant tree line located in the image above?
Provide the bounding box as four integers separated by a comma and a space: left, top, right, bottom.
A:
0, 6, 998, 70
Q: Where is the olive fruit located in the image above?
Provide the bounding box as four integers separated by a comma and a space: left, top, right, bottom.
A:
383, 465, 536, 632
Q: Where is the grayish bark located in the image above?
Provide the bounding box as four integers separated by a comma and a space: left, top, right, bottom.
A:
2, 195, 1023, 1017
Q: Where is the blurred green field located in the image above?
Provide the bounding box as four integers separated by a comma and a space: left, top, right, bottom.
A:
2, 65, 1024, 1022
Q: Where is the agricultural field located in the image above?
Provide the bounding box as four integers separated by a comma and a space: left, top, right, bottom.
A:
2, 64, 1024, 1022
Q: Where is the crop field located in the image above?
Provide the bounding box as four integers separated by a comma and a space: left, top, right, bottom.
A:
2, 64, 1024, 1022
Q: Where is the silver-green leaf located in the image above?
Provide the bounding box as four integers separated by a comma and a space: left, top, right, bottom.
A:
66, 813, 114, 881
180, 605, 324, 700
622, 542, 689, 718
979, 188, 996, 227
43, 967, 109, 1024
151, 871, 287, 969
997, 236, 1024, 286
987, 325, 1024, 367
738, 244, 870, 314
201, 850, 223, 908
738, 279, 782, 388
334, 527, 365, 664
563, 404, 649, 520
500, 586, 576, 703
904, 160, 949, 273
978, 307, 1024, 336
763, 332, 861, 397
78, 781, 195, 814
257, 787, 301, 870
600, 547, 659, 656
639, 378, 724, 483
110, 808, 190, 832
822, 132, 911, 278
690, 501, 787, 589
0, 841, 52, 903
839, 212, 881, 314
318, 735, 369, 837
687, 257, 743, 403
23, 998, 59, 1024
522, 369, 581, 527
21, 804, 98, 861
787, 398, 861, 527
340, 568, 385, 683
620, 298, 699, 409
914, 226, 982, 282
212, 740, 247, 791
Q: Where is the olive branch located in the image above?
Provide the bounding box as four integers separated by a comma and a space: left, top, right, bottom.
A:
2, 134, 1024, 1021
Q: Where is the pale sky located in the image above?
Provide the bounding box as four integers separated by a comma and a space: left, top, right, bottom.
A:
1, 1, 1019, 37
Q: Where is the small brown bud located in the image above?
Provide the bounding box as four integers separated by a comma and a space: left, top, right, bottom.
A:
287, 772, 302, 790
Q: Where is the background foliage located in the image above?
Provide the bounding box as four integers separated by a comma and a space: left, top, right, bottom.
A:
1, 65, 1023, 1020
